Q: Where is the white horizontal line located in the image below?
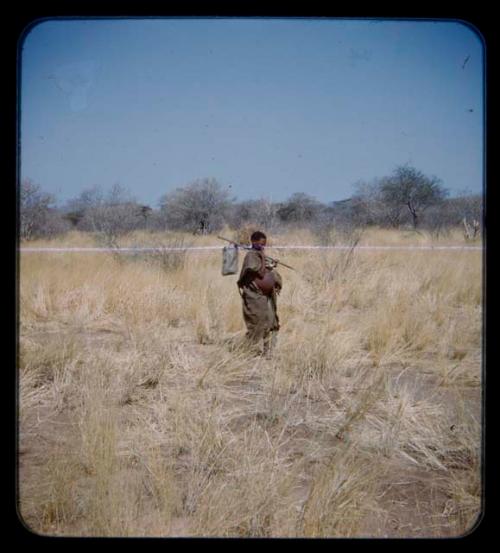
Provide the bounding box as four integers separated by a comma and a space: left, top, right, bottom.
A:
19, 245, 482, 252
275, 245, 482, 250
20, 247, 220, 252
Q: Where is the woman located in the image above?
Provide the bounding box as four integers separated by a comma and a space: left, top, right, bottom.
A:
237, 231, 282, 358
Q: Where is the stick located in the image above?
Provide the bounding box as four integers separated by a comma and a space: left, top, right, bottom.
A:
217, 236, 296, 271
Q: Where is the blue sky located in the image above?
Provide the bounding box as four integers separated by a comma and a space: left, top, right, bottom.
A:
20, 18, 484, 207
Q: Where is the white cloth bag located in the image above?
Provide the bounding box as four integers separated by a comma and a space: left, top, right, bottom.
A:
221, 245, 239, 275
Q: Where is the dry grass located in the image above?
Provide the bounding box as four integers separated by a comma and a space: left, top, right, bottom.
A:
18, 227, 483, 537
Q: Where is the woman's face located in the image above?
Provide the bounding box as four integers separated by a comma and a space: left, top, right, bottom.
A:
253, 237, 267, 249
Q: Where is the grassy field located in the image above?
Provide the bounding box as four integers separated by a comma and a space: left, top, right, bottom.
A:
18, 227, 483, 537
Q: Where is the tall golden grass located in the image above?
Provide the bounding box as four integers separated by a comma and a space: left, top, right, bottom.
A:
18, 227, 482, 537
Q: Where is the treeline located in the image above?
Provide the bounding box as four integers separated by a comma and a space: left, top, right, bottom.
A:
19, 165, 482, 243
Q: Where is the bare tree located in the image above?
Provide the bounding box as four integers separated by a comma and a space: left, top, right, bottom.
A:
448, 190, 483, 241
65, 184, 145, 247
39, 208, 73, 238
419, 203, 454, 239
63, 186, 104, 230
276, 192, 323, 225
142, 209, 168, 232
228, 198, 278, 231
353, 179, 403, 228
92, 185, 145, 246
19, 179, 56, 240
379, 165, 448, 229
159, 178, 233, 234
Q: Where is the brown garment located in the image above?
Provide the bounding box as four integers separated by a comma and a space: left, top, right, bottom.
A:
237, 249, 282, 345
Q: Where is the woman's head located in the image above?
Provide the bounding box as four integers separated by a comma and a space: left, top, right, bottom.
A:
250, 231, 267, 250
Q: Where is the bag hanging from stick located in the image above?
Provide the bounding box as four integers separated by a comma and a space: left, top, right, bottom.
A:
221, 244, 239, 275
